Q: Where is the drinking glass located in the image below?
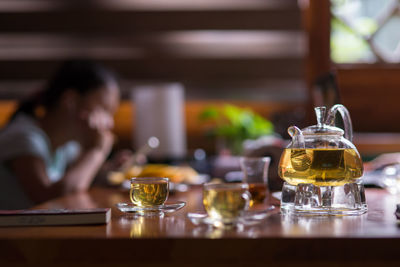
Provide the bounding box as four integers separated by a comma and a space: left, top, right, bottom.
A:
239, 157, 271, 206
203, 183, 251, 224
130, 177, 169, 207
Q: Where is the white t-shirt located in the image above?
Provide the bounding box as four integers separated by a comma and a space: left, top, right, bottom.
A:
0, 114, 80, 209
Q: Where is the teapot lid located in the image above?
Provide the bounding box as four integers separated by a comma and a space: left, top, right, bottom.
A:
302, 125, 344, 136
302, 106, 344, 136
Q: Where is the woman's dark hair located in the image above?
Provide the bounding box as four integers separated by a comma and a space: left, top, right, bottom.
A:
12, 59, 117, 119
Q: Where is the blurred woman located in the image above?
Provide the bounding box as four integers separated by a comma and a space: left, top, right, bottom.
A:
0, 60, 120, 209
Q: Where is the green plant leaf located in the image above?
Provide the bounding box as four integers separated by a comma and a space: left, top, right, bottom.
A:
198, 104, 275, 154
199, 107, 219, 121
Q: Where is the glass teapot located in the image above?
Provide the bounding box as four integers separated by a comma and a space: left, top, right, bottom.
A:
278, 104, 367, 215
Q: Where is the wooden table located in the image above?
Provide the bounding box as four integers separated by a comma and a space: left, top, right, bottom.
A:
1, 187, 400, 266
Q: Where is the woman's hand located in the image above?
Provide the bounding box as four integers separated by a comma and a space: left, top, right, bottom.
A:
80, 108, 115, 153
88, 108, 114, 132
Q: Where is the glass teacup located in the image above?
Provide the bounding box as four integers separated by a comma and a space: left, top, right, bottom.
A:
203, 183, 251, 224
240, 156, 271, 206
130, 177, 169, 207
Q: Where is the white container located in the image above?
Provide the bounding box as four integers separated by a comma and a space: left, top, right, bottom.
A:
132, 83, 186, 159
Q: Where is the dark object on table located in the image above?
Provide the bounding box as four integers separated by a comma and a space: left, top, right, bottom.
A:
313, 71, 344, 129
313, 71, 341, 108
0, 208, 111, 226
396, 204, 400, 220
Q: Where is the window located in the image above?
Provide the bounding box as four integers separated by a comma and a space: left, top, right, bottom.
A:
331, 0, 400, 63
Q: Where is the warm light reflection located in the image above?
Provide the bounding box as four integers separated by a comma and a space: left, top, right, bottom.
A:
281, 214, 365, 237
130, 216, 164, 238
158, 31, 305, 58
128, 215, 187, 238
98, 0, 286, 11
0, 31, 304, 59
0, 0, 297, 12
0, 34, 144, 60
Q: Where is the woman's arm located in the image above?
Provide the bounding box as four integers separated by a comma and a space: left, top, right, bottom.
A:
8, 131, 114, 204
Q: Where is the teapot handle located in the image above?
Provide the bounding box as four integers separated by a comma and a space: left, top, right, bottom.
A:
326, 104, 353, 142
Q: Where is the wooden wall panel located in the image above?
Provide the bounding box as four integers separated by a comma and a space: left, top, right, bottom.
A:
337, 66, 400, 132
0, 1, 305, 102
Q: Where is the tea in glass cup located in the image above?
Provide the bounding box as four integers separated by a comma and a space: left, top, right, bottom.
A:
203, 183, 251, 224
240, 157, 271, 206
130, 177, 169, 207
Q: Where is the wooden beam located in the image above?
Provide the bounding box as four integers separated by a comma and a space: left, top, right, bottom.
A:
0, 9, 301, 33
304, 0, 331, 122
0, 58, 303, 80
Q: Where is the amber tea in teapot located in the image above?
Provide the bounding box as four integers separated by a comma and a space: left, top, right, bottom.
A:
278, 105, 367, 215
279, 148, 363, 186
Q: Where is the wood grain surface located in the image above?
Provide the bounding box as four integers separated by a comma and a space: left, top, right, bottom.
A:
1, 186, 400, 266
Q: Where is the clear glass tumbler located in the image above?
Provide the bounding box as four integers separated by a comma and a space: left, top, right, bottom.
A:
240, 157, 271, 206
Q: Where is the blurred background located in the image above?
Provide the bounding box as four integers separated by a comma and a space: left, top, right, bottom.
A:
0, 0, 400, 165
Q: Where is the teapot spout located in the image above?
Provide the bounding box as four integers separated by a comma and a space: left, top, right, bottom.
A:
288, 126, 305, 149
288, 125, 302, 138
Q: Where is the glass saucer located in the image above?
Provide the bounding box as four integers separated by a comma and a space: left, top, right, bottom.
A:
187, 206, 275, 228
116, 201, 186, 216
